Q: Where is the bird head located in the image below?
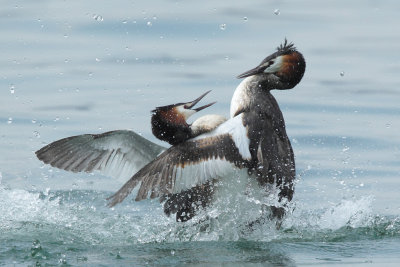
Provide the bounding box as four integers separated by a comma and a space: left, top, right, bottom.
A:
237, 39, 306, 90
152, 90, 216, 125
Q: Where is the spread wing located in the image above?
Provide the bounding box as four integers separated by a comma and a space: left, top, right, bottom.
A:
35, 130, 166, 180
107, 113, 252, 207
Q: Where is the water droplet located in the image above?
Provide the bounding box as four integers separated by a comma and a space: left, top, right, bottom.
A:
147, 21, 152, 26
340, 71, 345, 77
31, 119, 37, 124
243, 16, 248, 22
63, 34, 68, 38
153, 15, 157, 20
59, 254, 67, 264
95, 58, 101, 62
385, 123, 391, 128
10, 84, 15, 94
122, 20, 128, 24
54, 117, 60, 122
7, 117, 12, 124
342, 146, 349, 152
33, 131, 40, 138
219, 23, 226, 30
93, 14, 104, 21
274, 9, 280, 15
171, 250, 175, 256
31, 239, 42, 257
360, 183, 364, 187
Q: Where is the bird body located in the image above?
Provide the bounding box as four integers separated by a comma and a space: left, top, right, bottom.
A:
107, 40, 305, 222
36, 39, 306, 224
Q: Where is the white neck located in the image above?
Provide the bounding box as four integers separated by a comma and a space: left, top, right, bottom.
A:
230, 76, 256, 118
176, 105, 196, 120
191, 114, 227, 136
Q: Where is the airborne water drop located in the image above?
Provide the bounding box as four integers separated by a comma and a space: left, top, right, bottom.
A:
93, 14, 104, 21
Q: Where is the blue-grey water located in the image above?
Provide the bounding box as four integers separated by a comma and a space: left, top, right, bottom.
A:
1, 0, 400, 266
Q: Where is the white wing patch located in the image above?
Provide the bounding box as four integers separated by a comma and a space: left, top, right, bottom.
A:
174, 158, 235, 193
193, 113, 251, 160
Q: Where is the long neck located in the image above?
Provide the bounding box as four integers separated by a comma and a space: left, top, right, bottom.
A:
230, 76, 286, 140
230, 76, 271, 117
151, 112, 191, 145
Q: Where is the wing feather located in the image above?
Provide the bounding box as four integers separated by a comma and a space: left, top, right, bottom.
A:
107, 114, 251, 207
36, 130, 166, 180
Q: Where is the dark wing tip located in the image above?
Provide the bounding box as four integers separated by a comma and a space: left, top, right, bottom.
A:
106, 194, 119, 208
106, 191, 129, 207
35, 144, 54, 163
106, 172, 144, 207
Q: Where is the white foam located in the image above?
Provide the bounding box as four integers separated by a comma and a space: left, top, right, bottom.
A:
283, 195, 375, 230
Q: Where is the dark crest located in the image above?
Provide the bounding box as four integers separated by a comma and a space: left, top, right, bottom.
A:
276, 39, 296, 55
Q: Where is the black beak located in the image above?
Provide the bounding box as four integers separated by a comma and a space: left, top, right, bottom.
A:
185, 90, 216, 111
237, 65, 264, 79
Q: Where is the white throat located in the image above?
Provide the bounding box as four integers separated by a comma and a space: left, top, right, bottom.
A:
230, 76, 256, 118
176, 105, 196, 120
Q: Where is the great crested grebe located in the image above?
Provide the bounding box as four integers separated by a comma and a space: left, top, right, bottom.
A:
106, 39, 305, 223
36, 39, 305, 225
151, 90, 226, 145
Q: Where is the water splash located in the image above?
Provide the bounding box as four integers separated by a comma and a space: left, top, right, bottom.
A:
0, 186, 398, 248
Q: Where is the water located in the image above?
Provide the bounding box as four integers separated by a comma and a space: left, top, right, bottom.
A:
1, 0, 400, 265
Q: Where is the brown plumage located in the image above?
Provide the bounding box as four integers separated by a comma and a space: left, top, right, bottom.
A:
36, 39, 306, 226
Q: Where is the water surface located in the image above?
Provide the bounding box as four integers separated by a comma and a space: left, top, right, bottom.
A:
1, 0, 400, 266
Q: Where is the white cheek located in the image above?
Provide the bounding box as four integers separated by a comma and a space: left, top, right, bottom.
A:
176, 105, 196, 119
264, 56, 283, 73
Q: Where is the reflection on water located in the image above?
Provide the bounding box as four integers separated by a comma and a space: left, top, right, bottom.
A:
1, 0, 400, 265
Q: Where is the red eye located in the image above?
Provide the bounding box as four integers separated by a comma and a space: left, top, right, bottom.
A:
183, 105, 188, 109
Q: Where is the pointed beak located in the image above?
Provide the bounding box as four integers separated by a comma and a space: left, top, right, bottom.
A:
236, 65, 264, 79
185, 90, 216, 111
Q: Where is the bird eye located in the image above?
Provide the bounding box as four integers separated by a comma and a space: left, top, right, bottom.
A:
269, 60, 275, 66
183, 105, 188, 109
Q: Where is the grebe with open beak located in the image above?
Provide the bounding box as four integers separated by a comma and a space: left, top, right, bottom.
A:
151, 90, 226, 145
106, 39, 305, 222
36, 39, 305, 224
